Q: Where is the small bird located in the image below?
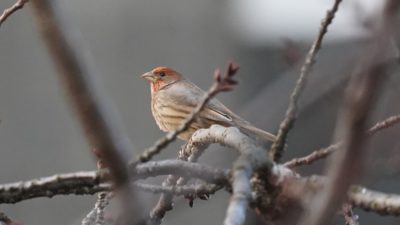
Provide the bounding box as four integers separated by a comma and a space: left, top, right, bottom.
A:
141, 67, 276, 144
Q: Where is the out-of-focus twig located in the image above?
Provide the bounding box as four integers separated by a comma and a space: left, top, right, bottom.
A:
342, 203, 359, 225
298, 1, 399, 224
0, 211, 19, 225
0, 160, 230, 204
0, 0, 28, 27
31, 0, 132, 192
136, 63, 239, 164
269, 0, 343, 162
349, 185, 400, 216
284, 114, 400, 168
31, 0, 140, 223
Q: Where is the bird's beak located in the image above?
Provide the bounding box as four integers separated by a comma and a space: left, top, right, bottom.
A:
141, 72, 157, 82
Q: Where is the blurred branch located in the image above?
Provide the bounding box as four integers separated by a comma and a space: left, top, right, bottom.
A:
0, 211, 19, 225
298, 2, 398, 224
135, 63, 239, 164
0, 160, 229, 204
31, 0, 132, 192
82, 161, 111, 225
31, 0, 140, 222
0, 0, 28, 27
284, 114, 400, 168
349, 186, 400, 216
269, 0, 343, 162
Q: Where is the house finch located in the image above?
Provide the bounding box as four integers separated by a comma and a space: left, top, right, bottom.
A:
141, 67, 276, 144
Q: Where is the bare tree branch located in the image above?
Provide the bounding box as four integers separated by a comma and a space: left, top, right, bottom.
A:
136, 63, 240, 164
31, 0, 132, 192
269, 0, 343, 162
0, 160, 230, 204
183, 125, 273, 225
298, 2, 399, 224
0, 171, 107, 204
342, 203, 360, 225
148, 142, 209, 224
135, 183, 222, 196
349, 186, 400, 216
82, 192, 112, 225
284, 114, 400, 168
0, 0, 28, 27
31, 0, 140, 222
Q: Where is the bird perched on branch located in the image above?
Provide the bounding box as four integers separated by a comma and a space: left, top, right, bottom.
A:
141, 66, 276, 144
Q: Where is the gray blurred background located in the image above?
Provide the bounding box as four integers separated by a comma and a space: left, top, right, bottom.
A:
0, 0, 399, 224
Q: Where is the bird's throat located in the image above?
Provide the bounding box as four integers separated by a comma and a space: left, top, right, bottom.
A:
151, 80, 162, 93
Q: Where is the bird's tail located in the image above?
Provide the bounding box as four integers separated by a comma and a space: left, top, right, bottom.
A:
238, 122, 276, 143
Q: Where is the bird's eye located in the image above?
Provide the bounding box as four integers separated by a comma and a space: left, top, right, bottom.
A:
159, 72, 166, 77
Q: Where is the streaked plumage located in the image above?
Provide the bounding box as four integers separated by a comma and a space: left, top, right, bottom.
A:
142, 67, 276, 143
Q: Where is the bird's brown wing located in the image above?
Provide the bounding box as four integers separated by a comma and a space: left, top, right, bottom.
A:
162, 80, 276, 142
205, 99, 276, 142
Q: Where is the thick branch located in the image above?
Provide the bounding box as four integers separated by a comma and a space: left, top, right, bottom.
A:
349, 186, 400, 216
186, 125, 274, 225
269, 0, 343, 162
0, 160, 229, 204
31, 0, 138, 222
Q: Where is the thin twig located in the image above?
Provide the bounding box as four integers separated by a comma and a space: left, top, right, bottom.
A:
298, 2, 397, 223
82, 151, 111, 225
342, 203, 360, 225
349, 185, 400, 216
0, 0, 28, 27
186, 125, 274, 225
149, 142, 210, 223
31, 0, 139, 223
150, 125, 273, 225
135, 63, 239, 163
0, 160, 230, 204
284, 114, 400, 168
82, 192, 112, 225
269, 0, 343, 162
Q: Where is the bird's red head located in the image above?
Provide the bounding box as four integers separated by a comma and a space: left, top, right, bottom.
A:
141, 67, 183, 93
